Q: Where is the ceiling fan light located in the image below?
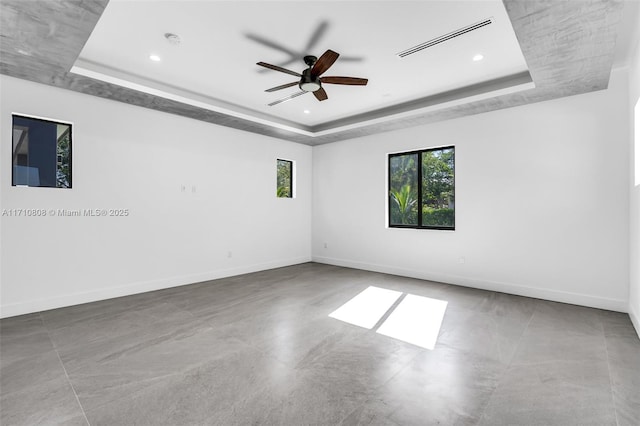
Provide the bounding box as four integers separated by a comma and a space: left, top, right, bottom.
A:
300, 81, 321, 92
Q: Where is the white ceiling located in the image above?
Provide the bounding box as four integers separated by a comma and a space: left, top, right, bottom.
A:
72, 0, 529, 133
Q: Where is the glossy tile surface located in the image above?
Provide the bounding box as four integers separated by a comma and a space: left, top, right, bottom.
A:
1, 263, 638, 425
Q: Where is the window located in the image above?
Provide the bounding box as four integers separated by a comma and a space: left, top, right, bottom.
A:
388, 146, 455, 229
12, 114, 72, 188
276, 159, 292, 198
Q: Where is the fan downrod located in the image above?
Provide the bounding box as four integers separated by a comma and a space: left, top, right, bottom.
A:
303, 55, 317, 67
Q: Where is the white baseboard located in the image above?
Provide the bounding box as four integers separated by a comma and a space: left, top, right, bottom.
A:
312, 255, 628, 313
629, 303, 640, 340
0, 256, 311, 319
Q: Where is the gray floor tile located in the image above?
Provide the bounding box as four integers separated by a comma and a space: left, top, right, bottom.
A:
81, 346, 290, 425
511, 319, 608, 365
437, 306, 532, 364
1, 263, 638, 425
600, 310, 639, 338
479, 359, 617, 426
0, 314, 52, 366
527, 300, 605, 336
1, 349, 87, 426
606, 334, 640, 426
345, 346, 505, 426
261, 370, 373, 426
294, 326, 423, 397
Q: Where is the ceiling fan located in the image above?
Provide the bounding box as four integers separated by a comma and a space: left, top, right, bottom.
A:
246, 21, 363, 73
257, 49, 368, 105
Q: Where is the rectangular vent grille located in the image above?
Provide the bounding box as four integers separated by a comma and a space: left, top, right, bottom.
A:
268, 91, 306, 106
397, 18, 493, 58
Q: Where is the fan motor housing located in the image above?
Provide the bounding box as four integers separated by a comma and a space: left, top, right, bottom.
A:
299, 68, 321, 92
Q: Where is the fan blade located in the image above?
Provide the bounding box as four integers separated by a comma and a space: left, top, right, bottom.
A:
268, 91, 306, 106
257, 62, 301, 77
311, 50, 339, 77
265, 82, 299, 92
321, 76, 368, 86
246, 34, 297, 56
305, 21, 329, 51
313, 87, 328, 101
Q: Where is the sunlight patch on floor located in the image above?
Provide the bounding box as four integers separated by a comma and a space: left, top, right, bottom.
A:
329, 286, 448, 349
376, 294, 448, 350
328, 286, 402, 329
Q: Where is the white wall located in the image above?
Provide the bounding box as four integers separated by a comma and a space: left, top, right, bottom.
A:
313, 68, 630, 312
1, 65, 634, 319
0, 75, 312, 318
629, 13, 640, 336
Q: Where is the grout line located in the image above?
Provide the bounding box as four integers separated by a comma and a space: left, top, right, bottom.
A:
474, 306, 536, 424
601, 321, 621, 426
39, 312, 91, 426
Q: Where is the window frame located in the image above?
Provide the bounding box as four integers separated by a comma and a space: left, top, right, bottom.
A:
276, 158, 293, 198
11, 113, 73, 189
388, 145, 455, 231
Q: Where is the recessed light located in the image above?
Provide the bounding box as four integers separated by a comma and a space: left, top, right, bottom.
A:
303, 110, 310, 114
149, 54, 161, 62
473, 54, 484, 62
164, 33, 181, 45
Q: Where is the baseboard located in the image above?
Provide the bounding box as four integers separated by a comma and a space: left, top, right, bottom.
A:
0, 256, 311, 319
629, 304, 640, 340
312, 255, 628, 313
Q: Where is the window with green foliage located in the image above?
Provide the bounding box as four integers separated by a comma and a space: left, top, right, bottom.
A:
276, 159, 292, 198
389, 146, 454, 229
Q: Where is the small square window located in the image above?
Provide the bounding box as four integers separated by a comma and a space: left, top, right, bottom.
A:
12, 114, 72, 188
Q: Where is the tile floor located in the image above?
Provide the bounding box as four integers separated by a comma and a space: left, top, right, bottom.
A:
1, 263, 639, 425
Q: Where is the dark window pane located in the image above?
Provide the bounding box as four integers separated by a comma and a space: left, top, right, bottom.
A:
276, 159, 292, 198
12, 115, 71, 188
421, 148, 455, 228
389, 153, 419, 225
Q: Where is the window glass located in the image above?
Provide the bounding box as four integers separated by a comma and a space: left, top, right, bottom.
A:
389, 146, 454, 230
277, 159, 292, 198
389, 153, 418, 226
12, 115, 72, 188
422, 147, 455, 228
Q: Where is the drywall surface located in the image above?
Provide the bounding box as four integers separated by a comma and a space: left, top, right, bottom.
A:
0, 75, 312, 318
312, 68, 630, 312
629, 28, 640, 337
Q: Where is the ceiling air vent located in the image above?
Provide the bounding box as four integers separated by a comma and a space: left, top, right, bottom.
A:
397, 18, 493, 58
268, 91, 306, 106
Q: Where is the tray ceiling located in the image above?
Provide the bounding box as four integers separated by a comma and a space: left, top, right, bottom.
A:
0, 0, 626, 145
